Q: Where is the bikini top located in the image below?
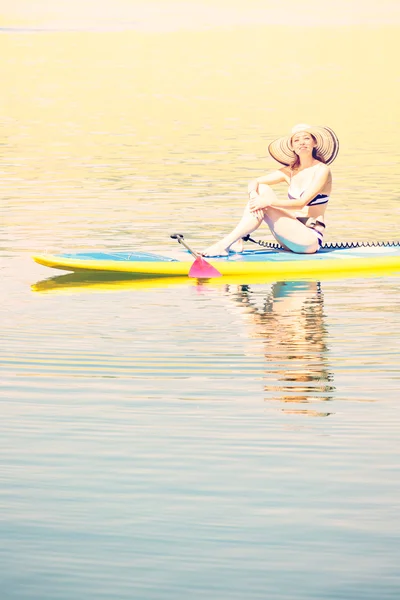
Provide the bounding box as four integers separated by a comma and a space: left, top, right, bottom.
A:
288, 191, 330, 206
288, 164, 330, 206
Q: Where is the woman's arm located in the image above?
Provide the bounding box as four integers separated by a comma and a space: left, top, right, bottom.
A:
247, 169, 287, 194
250, 164, 331, 210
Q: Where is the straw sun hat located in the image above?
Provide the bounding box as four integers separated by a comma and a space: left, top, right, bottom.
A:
268, 124, 339, 166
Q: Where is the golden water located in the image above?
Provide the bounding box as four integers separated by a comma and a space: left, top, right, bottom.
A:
2, 23, 400, 600
2, 27, 400, 253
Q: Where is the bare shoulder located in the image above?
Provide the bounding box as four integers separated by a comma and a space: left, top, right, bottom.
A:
314, 162, 331, 182
279, 166, 291, 182
317, 162, 331, 174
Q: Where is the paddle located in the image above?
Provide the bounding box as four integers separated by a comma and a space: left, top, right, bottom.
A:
170, 234, 222, 278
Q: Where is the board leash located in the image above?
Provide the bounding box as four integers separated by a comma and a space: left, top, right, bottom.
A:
242, 235, 400, 250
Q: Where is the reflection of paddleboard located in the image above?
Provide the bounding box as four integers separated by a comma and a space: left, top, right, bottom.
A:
31, 273, 194, 294
32, 244, 400, 278
31, 269, 400, 296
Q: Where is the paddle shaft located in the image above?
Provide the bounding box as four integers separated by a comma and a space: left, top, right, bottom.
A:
170, 233, 222, 277
170, 234, 199, 259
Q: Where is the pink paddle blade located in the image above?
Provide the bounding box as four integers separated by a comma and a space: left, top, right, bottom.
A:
188, 256, 222, 278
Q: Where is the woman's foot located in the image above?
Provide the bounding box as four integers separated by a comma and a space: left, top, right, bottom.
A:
229, 238, 244, 253
202, 242, 229, 257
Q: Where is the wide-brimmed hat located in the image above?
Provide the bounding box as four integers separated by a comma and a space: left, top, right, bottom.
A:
268, 124, 339, 166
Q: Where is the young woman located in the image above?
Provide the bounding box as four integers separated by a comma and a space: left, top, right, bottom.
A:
203, 124, 339, 256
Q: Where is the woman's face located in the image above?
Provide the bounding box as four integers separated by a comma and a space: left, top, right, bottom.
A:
290, 131, 317, 156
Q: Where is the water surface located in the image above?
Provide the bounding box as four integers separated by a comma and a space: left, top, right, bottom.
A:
1, 23, 400, 600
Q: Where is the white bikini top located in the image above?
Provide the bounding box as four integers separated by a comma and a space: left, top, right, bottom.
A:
288, 164, 330, 206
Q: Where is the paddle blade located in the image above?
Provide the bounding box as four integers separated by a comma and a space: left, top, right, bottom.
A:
188, 256, 222, 278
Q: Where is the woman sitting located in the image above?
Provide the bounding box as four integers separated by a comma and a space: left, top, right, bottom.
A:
203, 123, 339, 256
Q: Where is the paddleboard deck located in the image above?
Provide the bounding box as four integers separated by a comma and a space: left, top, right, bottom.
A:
33, 244, 400, 278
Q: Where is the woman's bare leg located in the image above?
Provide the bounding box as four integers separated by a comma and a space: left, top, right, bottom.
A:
202, 204, 264, 256
254, 185, 320, 252
263, 207, 320, 253
203, 185, 279, 257
203, 184, 320, 256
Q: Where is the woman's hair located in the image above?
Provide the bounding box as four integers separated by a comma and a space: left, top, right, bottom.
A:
290, 134, 326, 170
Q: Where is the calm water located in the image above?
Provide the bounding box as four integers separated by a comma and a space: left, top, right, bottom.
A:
1, 24, 400, 600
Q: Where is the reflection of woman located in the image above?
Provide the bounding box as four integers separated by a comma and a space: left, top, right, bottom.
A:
204, 124, 339, 257
228, 281, 335, 414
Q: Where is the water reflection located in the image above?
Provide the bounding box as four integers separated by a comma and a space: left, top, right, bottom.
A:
226, 281, 335, 416
30, 271, 190, 294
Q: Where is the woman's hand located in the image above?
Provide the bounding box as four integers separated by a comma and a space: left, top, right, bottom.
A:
250, 208, 265, 220
248, 192, 270, 212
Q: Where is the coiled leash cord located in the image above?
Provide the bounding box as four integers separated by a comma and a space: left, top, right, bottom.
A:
242, 235, 400, 250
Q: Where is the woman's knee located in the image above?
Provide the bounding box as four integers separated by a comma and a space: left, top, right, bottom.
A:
258, 183, 272, 194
